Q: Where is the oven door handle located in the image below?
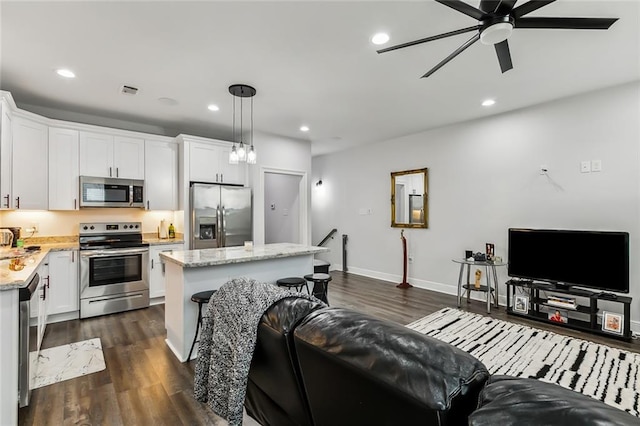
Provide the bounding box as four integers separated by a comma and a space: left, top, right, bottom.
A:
80, 248, 149, 257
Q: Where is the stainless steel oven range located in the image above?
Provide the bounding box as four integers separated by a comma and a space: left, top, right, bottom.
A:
79, 222, 149, 319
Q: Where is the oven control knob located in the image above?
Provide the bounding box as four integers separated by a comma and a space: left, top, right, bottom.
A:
83, 226, 88, 230
134, 225, 139, 229
90, 226, 95, 230
123, 225, 128, 229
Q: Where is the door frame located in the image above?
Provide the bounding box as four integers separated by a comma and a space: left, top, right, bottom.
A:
257, 166, 309, 245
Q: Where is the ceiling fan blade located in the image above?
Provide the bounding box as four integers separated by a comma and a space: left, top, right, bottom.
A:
436, 0, 485, 20
512, 0, 555, 19
494, 40, 513, 73
376, 26, 479, 54
421, 33, 480, 78
516, 17, 618, 30
479, 0, 502, 13
496, 0, 518, 15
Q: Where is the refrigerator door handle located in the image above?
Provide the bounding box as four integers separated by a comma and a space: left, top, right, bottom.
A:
221, 205, 226, 247
216, 206, 222, 246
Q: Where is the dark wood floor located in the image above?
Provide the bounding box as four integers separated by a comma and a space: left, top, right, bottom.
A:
19, 272, 640, 425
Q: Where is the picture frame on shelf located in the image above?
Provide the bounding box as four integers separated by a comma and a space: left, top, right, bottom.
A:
548, 309, 568, 323
602, 311, 624, 335
513, 295, 529, 314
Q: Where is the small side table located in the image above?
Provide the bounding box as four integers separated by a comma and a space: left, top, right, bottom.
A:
452, 259, 507, 313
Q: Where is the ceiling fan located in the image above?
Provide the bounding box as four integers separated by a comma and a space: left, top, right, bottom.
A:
377, 0, 618, 78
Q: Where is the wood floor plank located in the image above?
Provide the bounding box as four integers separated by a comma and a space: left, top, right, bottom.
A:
18, 271, 640, 426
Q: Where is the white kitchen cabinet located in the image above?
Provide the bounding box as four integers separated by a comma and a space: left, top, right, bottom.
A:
47, 250, 79, 316
0, 100, 12, 209
79, 132, 144, 179
49, 127, 79, 210
189, 140, 244, 185
12, 116, 48, 210
149, 243, 183, 299
30, 259, 50, 351
145, 139, 178, 210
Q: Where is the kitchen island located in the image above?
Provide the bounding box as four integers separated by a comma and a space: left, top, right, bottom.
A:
160, 243, 328, 362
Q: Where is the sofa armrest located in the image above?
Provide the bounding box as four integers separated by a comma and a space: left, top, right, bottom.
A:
469, 375, 640, 426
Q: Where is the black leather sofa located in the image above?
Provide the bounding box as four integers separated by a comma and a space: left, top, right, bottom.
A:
245, 298, 640, 426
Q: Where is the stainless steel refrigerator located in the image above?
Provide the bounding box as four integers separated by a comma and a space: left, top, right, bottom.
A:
190, 183, 252, 249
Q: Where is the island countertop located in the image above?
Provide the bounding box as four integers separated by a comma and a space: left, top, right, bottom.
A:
160, 243, 328, 268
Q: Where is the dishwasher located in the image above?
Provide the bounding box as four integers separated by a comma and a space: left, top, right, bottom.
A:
18, 273, 39, 408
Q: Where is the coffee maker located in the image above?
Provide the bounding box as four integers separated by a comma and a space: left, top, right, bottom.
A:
0, 227, 21, 247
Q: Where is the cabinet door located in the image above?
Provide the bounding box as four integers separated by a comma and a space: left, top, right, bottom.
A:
12, 117, 48, 210
149, 244, 183, 298
47, 250, 79, 316
49, 128, 79, 210
218, 144, 245, 185
0, 101, 12, 209
145, 140, 178, 210
189, 142, 221, 183
79, 132, 113, 177
114, 136, 144, 179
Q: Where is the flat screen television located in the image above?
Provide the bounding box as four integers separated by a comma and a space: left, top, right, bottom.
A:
508, 228, 629, 293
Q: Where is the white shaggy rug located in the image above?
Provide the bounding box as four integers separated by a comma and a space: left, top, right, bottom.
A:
407, 307, 640, 417
30, 338, 106, 389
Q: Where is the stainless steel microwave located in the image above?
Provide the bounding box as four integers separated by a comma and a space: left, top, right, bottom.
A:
79, 176, 144, 208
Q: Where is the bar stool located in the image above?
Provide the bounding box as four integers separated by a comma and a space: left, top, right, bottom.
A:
304, 273, 332, 305
187, 289, 216, 362
276, 277, 309, 294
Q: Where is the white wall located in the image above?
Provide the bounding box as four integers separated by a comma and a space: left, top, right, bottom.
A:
312, 81, 640, 329
264, 172, 301, 244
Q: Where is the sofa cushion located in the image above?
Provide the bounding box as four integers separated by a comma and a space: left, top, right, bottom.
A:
469, 375, 640, 426
245, 297, 326, 426
293, 308, 490, 425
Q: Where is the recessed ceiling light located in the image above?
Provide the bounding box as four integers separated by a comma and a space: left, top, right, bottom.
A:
158, 97, 178, 106
56, 69, 75, 78
371, 32, 390, 45
300, 125, 310, 132
482, 99, 496, 107
208, 104, 220, 112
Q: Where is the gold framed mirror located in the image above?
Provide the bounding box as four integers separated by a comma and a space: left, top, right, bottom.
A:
391, 168, 428, 228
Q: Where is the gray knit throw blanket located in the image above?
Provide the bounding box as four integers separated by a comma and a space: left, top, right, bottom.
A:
193, 277, 322, 425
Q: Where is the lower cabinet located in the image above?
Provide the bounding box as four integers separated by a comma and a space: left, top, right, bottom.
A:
149, 244, 184, 299
30, 258, 49, 352
47, 250, 79, 316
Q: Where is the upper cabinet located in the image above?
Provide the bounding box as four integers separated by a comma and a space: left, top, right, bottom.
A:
189, 140, 244, 185
0, 100, 13, 209
145, 139, 178, 210
79, 132, 144, 179
49, 127, 79, 210
12, 116, 48, 210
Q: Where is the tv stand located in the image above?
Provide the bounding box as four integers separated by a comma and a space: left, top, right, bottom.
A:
506, 280, 632, 342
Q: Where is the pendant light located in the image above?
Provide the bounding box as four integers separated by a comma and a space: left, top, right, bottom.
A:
228, 84, 257, 165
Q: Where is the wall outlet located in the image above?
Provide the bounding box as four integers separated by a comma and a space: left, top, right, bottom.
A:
580, 161, 591, 173
591, 159, 602, 172
25, 224, 38, 234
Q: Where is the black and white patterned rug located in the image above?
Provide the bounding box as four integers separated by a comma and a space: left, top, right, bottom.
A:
407, 307, 640, 417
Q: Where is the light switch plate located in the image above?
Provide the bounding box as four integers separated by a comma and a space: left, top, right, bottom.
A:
581, 161, 591, 173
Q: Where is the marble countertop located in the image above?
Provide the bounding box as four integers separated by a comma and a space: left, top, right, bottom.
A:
160, 243, 329, 268
143, 237, 185, 246
0, 243, 78, 290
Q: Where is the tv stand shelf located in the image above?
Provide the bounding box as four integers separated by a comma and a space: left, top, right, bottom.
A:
506, 280, 632, 342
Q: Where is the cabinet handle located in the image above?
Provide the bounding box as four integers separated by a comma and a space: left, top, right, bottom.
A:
71, 251, 75, 262
151, 259, 154, 269
147, 200, 150, 210
109, 167, 112, 177
116, 167, 119, 177
74, 198, 77, 210
15, 196, 20, 209
216, 173, 219, 182
3, 194, 9, 208
221, 173, 223, 183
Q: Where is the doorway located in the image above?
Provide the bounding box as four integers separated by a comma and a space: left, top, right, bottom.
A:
264, 172, 303, 244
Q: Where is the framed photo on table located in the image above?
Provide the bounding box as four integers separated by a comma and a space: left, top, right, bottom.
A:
513, 295, 529, 314
602, 311, 624, 335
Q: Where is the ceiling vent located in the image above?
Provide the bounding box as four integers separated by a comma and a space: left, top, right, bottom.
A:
120, 85, 139, 95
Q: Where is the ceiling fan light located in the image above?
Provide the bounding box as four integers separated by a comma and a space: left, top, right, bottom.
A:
480, 22, 513, 45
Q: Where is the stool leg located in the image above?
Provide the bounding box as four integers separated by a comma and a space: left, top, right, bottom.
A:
187, 303, 203, 362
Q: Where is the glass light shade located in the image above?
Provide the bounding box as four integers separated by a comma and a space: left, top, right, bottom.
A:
247, 146, 256, 164
237, 141, 247, 162
229, 145, 239, 164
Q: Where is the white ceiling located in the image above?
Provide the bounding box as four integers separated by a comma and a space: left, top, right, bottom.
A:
1, 1, 638, 157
